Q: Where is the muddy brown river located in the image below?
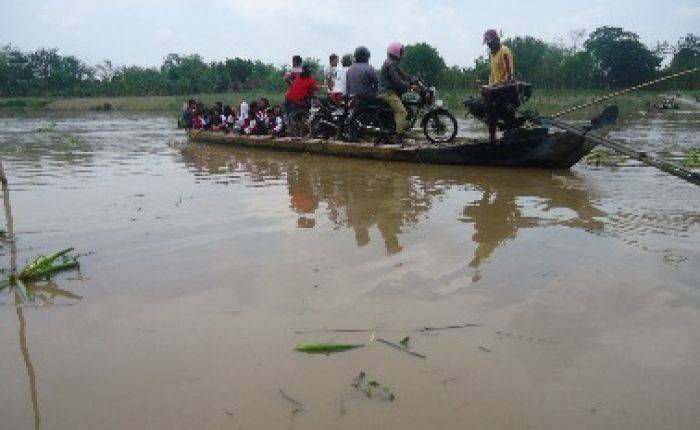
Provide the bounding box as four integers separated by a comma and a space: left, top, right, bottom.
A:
0, 110, 698, 430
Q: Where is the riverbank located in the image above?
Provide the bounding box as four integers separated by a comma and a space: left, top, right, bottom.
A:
1, 89, 697, 120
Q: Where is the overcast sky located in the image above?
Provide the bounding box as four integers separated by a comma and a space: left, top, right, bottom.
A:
1, 0, 698, 68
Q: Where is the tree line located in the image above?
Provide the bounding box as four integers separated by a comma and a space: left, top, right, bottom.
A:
0, 26, 697, 97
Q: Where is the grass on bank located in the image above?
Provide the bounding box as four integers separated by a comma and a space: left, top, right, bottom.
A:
1, 89, 698, 120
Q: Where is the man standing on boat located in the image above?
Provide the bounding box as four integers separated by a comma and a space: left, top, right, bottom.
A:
484, 29, 514, 86
483, 29, 515, 143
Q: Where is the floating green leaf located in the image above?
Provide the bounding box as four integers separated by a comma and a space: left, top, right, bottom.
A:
294, 343, 364, 354
18, 247, 79, 281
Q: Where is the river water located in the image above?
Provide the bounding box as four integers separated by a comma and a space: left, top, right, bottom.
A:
0, 110, 698, 430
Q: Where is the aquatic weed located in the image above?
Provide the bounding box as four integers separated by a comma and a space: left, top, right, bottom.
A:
682, 148, 700, 167
1, 248, 81, 302
351, 372, 395, 401
65, 136, 81, 147
585, 148, 620, 166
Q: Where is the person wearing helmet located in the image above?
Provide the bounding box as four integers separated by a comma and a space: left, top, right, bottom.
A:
483, 29, 514, 85
378, 42, 412, 137
346, 46, 378, 100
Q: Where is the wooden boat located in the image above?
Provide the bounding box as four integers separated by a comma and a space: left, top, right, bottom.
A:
187, 129, 596, 169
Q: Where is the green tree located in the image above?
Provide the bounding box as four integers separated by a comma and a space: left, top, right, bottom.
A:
561, 51, 594, 89
668, 34, 699, 89
0, 44, 32, 96
584, 26, 661, 88
401, 42, 446, 85
160, 53, 208, 94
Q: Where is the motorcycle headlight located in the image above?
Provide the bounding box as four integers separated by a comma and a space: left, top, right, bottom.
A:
435, 99, 444, 108
401, 92, 421, 104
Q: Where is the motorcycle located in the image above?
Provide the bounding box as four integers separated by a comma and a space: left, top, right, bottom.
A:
462, 81, 538, 137
346, 80, 458, 144
308, 96, 352, 140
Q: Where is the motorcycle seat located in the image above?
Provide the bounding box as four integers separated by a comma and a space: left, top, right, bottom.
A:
353, 97, 389, 109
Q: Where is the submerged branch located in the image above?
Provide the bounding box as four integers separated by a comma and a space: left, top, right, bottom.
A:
376, 338, 426, 359
294, 323, 480, 335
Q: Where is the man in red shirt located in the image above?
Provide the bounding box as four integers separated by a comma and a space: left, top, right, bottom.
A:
284, 55, 303, 87
284, 65, 318, 113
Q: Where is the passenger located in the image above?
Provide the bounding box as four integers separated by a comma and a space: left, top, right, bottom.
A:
326, 54, 339, 102
255, 107, 269, 135
200, 109, 210, 130
483, 29, 515, 142
483, 29, 514, 86
346, 46, 378, 100
378, 42, 412, 137
224, 105, 236, 131
332, 54, 353, 105
181, 100, 196, 129
249, 101, 259, 118
241, 109, 257, 135
283, 64, 318, 114
271, 105, 285, 136
284, 55, 303, 87
238, 100, 249, 127
210, 107, 222, 132
258, 97, 270, 111
192, 107, 203, 129
219, 107, 229, 132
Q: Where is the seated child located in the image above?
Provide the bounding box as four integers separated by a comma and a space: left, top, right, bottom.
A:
237, 101, 249, 127
210, 108, 222, 131
192, 108, 202, 129
255, 107, 269, 135
200, 109, 210, 130
224, 106, 237, 133
270, 105, 285, 136
241, 110, 257, 135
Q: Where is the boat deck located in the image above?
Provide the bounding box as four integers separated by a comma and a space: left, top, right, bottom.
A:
186, 130, 594, 169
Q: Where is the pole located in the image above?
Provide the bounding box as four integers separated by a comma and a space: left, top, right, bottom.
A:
553, 67, 700, 118
549, 118, 700, 187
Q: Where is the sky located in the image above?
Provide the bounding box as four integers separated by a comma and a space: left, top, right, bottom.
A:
1, 0, 698, 69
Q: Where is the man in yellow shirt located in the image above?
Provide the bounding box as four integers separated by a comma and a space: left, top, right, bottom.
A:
483, 29, 514, 142
484, 29, 514, 85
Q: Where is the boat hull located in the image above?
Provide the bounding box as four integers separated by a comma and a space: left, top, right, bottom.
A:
186, 130, 595, 169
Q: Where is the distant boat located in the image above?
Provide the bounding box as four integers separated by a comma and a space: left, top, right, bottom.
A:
187, 129, 596, 169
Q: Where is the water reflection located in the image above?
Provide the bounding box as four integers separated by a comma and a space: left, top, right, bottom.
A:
180, 144, 607, 262
2, 168, 41, 430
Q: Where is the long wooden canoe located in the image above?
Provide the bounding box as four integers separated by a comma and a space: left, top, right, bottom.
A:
187, 129, 596, 169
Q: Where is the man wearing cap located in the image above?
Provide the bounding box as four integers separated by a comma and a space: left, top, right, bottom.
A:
483, 29, 514, 142
483, 29, 514, 86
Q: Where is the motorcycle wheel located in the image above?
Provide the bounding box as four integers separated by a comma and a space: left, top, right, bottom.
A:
423, 110, 458, 144
288, 109, 308, 137
310, 116, 333, 139
348, 111, 383, 142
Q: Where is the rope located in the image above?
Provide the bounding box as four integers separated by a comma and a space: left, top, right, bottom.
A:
552, 67, 700, 118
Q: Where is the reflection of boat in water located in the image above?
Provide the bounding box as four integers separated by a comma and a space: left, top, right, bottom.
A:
179, 144, 606, 265
187, 129, 596, 169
